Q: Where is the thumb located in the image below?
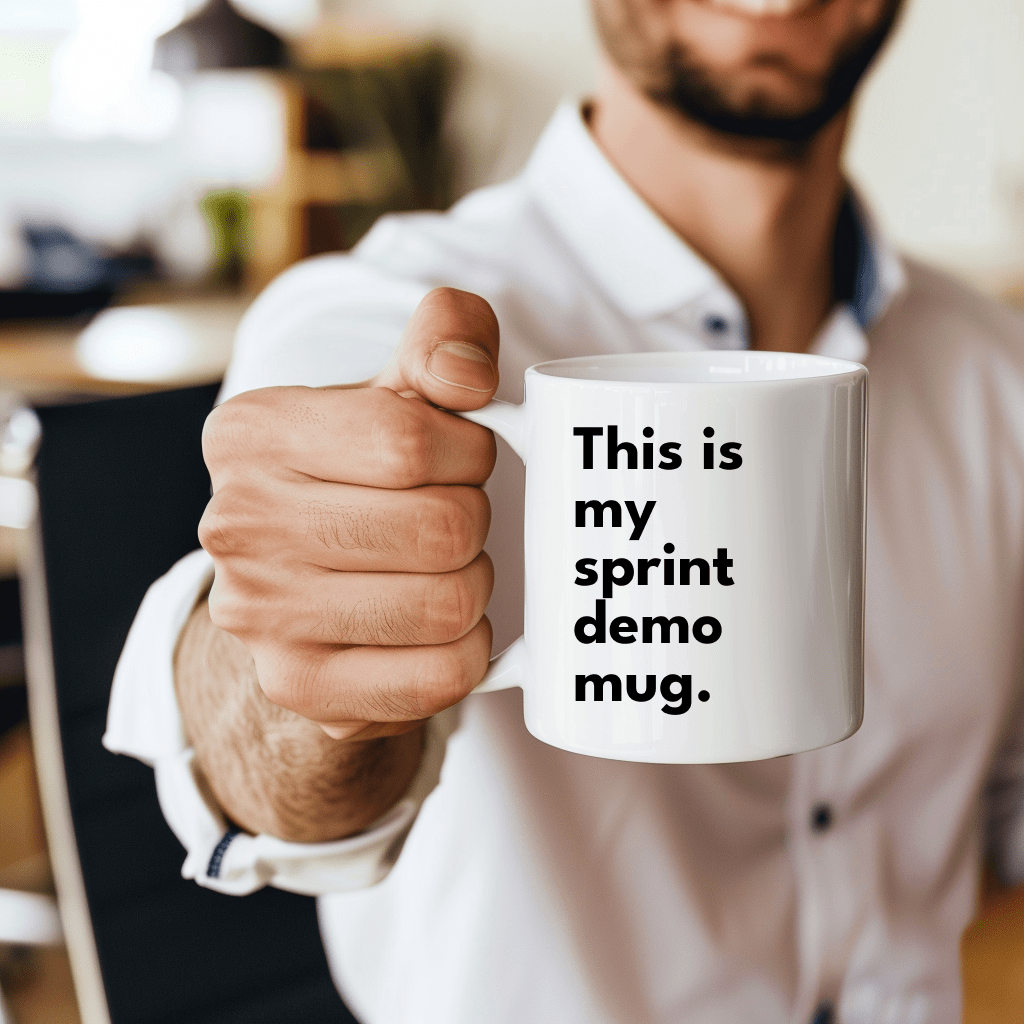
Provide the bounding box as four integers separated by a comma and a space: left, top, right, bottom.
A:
373, 287, 500, 411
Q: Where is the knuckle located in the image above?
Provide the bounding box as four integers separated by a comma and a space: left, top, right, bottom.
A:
255, 647, 326, 717
200, 478, 280, 560
254, 663, 286, 707
206, 580, 249, 636
256, 661, 296, 711
406, 643, 475, 713
200, 405, 229, 464
198, 488, 256, 558
375, 401, 433, 487
197, 500, 236, 558
206, 562, 282, 640
202, 397, 261, 471
416, 493, 479, 570
420, 571, 478, 644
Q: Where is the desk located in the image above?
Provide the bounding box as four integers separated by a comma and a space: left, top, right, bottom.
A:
0, 294, 246, 403
0, 293, 245, 577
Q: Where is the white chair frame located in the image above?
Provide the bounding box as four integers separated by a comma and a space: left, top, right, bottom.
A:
0, 402, 111, 1024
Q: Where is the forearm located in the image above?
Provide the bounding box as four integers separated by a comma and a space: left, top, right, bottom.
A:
174, 599, 425, 843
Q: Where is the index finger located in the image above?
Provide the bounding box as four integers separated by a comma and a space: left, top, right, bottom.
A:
208, 385, 497, 489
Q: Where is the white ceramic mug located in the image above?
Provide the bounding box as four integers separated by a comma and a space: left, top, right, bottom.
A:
460, 351, 867, 764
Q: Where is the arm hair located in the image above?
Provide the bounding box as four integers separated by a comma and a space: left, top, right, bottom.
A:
174, 599, 425, 842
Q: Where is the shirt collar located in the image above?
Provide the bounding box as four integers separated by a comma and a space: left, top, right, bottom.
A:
525, 102, 728, 321
525, 101, 906, 341
846, 190, 906, 330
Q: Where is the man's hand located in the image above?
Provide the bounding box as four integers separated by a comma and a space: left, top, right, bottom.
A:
178, 288, 501, 840
202, 286, 500, 738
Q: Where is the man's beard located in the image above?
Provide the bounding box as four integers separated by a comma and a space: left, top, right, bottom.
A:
649, 2, 903, 143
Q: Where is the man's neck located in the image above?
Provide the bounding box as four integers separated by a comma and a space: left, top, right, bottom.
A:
588, 63, 850, 353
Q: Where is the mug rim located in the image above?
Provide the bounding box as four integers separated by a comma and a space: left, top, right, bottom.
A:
527, 350, 866, 386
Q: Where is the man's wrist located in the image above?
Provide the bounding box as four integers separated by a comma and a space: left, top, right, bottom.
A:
251, 713, 428, 842
176, 599, 427, 843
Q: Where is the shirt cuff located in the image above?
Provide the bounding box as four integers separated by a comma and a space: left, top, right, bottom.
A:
103, 548, 454, 896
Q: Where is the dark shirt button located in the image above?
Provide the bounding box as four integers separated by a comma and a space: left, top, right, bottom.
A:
810, 803, 833, 833
810, 1001, 834, 1024
703, 313, 729, 335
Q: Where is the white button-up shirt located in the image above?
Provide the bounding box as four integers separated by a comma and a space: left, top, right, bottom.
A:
105, 104, 1024, 1024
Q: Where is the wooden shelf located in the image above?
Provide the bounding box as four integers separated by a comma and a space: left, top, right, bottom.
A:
242, 32, 452, 291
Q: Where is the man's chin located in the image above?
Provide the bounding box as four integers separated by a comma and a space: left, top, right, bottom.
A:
658, 89, 844, 145
652, 47, 852, 144
654, 0, 901, 144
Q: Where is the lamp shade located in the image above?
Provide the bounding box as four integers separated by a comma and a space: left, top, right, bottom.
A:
153, 0, 285, 76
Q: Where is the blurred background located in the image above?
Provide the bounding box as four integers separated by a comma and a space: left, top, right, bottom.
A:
0, 0, 1022, 1021
0, 0, 1022, 330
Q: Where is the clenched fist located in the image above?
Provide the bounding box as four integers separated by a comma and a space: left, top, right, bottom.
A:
199, 288, 500, 742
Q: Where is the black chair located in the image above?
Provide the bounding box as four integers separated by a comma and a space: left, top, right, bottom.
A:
15, 384, 357, 1024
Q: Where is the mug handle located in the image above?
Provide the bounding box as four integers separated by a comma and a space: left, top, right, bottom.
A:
455, 400, 529, 692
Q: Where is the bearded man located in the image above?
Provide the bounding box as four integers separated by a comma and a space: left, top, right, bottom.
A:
106, 1, 1024, 1021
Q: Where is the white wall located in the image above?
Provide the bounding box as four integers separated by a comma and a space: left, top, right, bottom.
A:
337, 0, 600, 192
4, 0, 1019, 291
339, 0, 1024, 293
846, 0, 1024, 291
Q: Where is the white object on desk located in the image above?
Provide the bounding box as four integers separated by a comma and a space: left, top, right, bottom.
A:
74, 297, 244, 384
0, 887, 62, 945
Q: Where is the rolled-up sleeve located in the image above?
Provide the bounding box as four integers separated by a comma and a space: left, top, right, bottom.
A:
103, 547, 456, 895
103, 243, 456, 895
